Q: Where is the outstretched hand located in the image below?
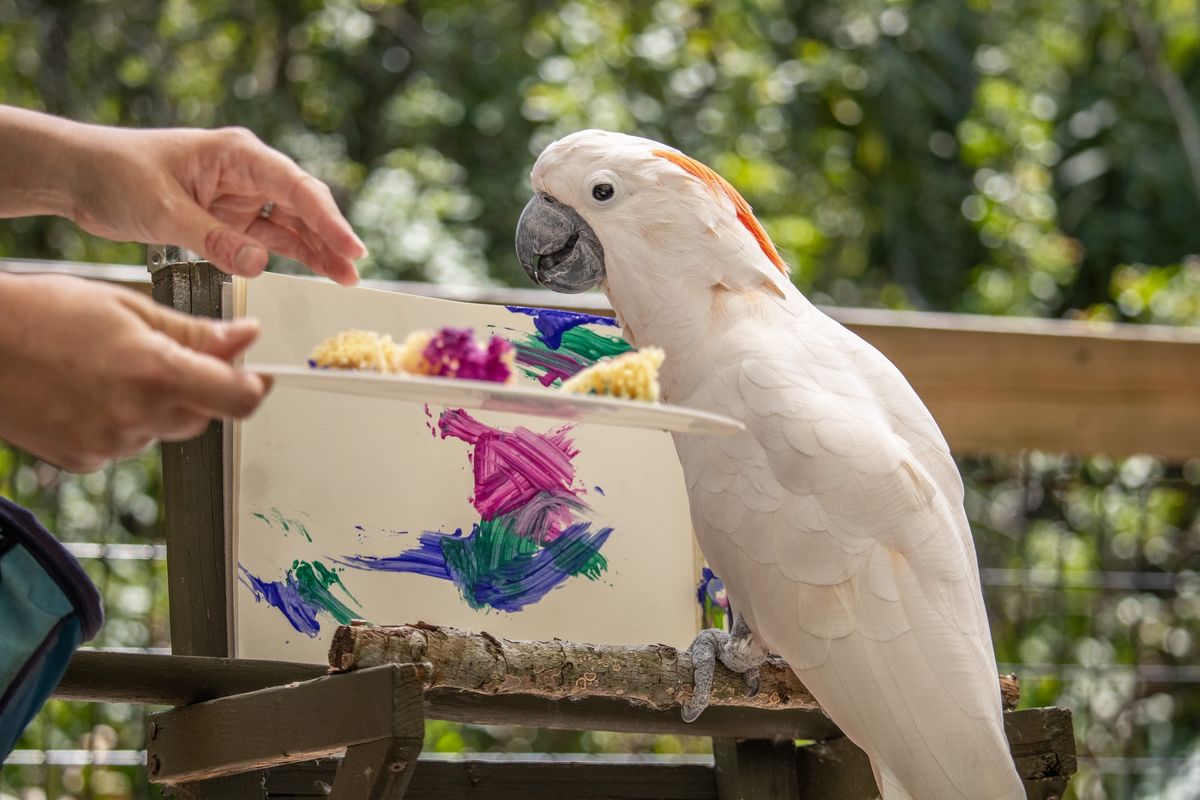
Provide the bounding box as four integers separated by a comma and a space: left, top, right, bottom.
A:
0, 272, 270, 472
70, 125, 366, 284
0, 105, 366, 283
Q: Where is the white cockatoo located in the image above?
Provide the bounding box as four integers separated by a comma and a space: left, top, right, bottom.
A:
514, 130, 1024, 800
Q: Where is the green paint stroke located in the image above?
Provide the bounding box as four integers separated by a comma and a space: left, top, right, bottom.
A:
557, 327, 632, 361
512, 327, 632, 387
252, 507, 313, 543
441, 515, 537, 592
439, 515, 610, 611
550, 530, 608, 580
292, 559, 360, 624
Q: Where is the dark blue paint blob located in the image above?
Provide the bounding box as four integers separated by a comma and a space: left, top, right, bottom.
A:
238, 565, 320, 637
505, 306, 619, 349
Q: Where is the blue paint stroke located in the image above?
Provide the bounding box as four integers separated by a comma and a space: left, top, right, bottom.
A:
337, 519, 612, 613
336, 532, 456, 581
505, 306, 619, 349
238, 560, 361, 637
239, 566, 320, 637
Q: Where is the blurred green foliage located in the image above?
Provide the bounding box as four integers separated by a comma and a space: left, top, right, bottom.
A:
2, 0, 1200, 798
2, 0, 1200, 315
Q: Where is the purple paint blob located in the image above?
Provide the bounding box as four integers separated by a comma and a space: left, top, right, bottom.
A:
439, 408, 580, 519
508, 490, 586, 544
505, 306, 619, 349
510, 342, 588, 386
422, 327, 514, 383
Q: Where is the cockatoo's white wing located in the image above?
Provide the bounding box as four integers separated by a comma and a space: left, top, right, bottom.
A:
673, 306, 1023, 800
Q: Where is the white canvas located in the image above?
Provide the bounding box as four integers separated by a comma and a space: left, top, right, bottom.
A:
231, 272, 701, 663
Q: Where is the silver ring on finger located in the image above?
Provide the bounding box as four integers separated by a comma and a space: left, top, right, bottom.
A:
259, 200, 276, 220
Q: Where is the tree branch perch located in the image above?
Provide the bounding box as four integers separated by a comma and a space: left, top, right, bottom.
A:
329, 623, 1021, 716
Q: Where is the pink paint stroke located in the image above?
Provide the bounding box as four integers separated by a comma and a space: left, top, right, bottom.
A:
438, 408, 582, 521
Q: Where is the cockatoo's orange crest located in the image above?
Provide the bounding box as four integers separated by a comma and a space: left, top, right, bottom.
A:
652, 150, 789, 276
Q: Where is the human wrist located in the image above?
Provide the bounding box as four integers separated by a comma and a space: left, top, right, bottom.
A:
0, 106, 89, 220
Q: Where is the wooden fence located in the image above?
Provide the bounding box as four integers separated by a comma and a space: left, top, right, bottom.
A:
5, 256, 1197, 461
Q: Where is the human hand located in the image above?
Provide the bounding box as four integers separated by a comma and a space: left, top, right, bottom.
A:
0, 272, 269, 472
64, 122, 366, 284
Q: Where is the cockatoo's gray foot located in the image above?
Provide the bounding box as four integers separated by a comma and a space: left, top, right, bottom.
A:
681, 614, 767, 722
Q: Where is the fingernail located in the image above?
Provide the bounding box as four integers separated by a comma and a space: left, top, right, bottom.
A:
215, 317, 259, 341
235, 244, 267, 274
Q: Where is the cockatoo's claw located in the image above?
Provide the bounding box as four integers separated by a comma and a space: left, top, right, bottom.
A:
683, 628, 721, 722
681, 617, 768, 721
681, 695, 707, 723
744, 667, 761, 698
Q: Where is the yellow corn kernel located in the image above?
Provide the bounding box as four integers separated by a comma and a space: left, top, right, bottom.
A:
393, 330, 436, 375
560, 347, 665, 402
308, 329, 402, 372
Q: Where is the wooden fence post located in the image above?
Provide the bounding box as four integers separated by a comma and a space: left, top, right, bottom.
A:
714, 738, 800, 799
148, 245, 231, 658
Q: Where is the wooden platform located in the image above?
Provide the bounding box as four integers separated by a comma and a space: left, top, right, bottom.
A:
57, 645, 1075, 799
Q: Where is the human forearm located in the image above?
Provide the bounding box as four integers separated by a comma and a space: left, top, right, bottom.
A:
0, 105, 363, 282
0, 105, 92, 221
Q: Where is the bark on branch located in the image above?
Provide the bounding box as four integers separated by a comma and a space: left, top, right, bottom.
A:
329, 623, 1021, 714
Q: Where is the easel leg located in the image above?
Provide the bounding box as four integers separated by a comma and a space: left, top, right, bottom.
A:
328, 736, 424, 800
713, 738, 800, 799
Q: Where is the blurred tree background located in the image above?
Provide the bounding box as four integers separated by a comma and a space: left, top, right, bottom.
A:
2, 0, 1200, 798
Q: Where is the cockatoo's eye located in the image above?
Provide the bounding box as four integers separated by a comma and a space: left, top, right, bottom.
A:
585, 170, 622, 207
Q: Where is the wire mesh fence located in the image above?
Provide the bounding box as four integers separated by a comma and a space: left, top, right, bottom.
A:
2, 411, 1199, 799
966, 453, 1200, 800
1, 445, 166, 800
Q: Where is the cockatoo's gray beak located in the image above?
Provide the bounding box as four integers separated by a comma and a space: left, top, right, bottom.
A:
515, 192, 605, 293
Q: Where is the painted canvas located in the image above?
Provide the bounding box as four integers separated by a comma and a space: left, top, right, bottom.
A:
231, 273, 702, 663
